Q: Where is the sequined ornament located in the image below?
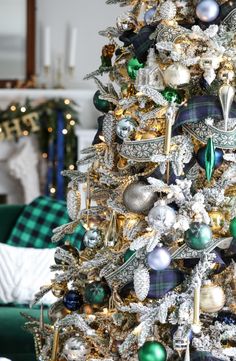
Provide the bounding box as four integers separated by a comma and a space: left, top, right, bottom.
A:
208, 208, 225, 235
196, 138, 223, 181
93, 90, 115, 113
144, 7, 157, 24
116, 12, 138, 32
196, 0, 220, 23
83, 229, 102, 248
84, 281, 110, 305
161, 87, 182, 104
147, 246, 171, 271
63, 290, 84, 311
67, 188, 81, 220
52, 281, 68, 298
127, 57, 144, 80
48, 300, 70, 323
62, 336, 90, 361
138, 341, 167, 361
163, 63, 190, 88
123, 181, 158, 215
159, 1, 177, 20
200, 281, 225, 313
230, 217, 236, 238
54, 244, 80, 265
148, 202, 176, 231
185, 222, 212, 250
116, 117, 138, 140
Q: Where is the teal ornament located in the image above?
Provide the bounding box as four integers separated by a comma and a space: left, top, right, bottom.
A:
196, 138, 223, 181
124, 248, 136, 262
230, 217, 236, 238
127, 57, 144, 80
138, 341, 167, 361
84, 281, 110, 305
161, 87, 182, 104
185, 222, 213, 250
93, 90, 115, 113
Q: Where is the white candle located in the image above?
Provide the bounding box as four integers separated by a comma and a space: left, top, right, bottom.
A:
69, 27, 77, 68
44, 26, 51, 68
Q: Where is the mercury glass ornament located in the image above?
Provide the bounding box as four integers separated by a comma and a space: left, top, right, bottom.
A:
127, 57, 144, 80
148, 202, 176, 230
63, 290, 84, 311
196, 0, 220, 23
147, 246, 171, 271
123, 181, 157, 215
200, 281, 225, 313
84, 281, 110, 305
144, 7, 156, 24
83, 229, 102, 248
163, 63, 190, 88
185, 222, 212, 250
138, 341, 167, 361
116, 117, 138, 140
63, 336, 90, 361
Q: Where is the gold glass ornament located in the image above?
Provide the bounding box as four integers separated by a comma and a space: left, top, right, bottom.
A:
208, 208, 225, 236
52, 282, 68, 298
200, 281, 225, 313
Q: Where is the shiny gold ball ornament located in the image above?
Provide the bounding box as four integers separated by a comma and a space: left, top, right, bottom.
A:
52, 282, 68, 298
163, 63, 190, 88
200, 281, 225, 313
123, 181, 158, 215
208, 208, 225, 235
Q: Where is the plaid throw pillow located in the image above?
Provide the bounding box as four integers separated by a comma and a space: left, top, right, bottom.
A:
7, 196, 85, 249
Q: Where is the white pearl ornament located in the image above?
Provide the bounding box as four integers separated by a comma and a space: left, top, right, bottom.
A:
196, 0, 220, 23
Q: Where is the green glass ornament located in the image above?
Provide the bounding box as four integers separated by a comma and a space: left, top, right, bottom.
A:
161, 87, 182, 104
138, 341, 167, 361
230, 217, 236, 238
84, 281, 110, 305
93, 90, 115, 113
124, 248, 136, 262
205, 137, 215, 181
185, 222, 213, 250
127, 57, 144, 80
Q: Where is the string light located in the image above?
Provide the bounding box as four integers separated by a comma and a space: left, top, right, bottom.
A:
70, 120, 75, 126
66, 113, 72, 120
22, 130, 29, 136
42, 153, 48, 159
62, 129, 68, 135
10, 105, 16, 111
50, 187, 56, 194
64, 99, 70, 105
69, 164, 75, 170
21, 106, 26, 113
48, 127, 53, 133
0, 128, 2, 133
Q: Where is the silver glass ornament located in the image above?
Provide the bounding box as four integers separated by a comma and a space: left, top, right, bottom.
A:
147, 246, 171, 271
83, 229, 102, 248
116, 12, 138, 32
148, 202, 176, 230
163, 63, 190, 88
63, 336, 90, 361
116, 117, 138, 140
196, 0, 220, 23
123, 181, 158, 214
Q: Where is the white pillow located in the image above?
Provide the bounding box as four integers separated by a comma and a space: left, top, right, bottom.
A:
0, 243, 57, 304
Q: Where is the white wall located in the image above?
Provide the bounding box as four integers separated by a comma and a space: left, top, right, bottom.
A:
36, 0, 124, 89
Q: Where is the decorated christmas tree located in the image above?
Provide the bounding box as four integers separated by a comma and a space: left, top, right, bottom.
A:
27, 1, 236, 360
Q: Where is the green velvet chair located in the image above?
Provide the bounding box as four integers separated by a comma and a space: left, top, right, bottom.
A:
0, 205, 39, 361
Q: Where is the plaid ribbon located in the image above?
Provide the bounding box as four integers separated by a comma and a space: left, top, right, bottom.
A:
148, 268, 185, 299
7, 196, 85, 249
119, 25, 156, 63
174, 96, 236, 132
191, 352, 224, 360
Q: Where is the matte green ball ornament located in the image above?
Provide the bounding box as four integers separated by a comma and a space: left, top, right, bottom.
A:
93, 90, 115, 113
161, 87, 182, 104
138, 341, 167, 361
230, 218, 236, 238
185, 222, 213, 250
84, 281, 110, 305
127, 57, 144, 80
